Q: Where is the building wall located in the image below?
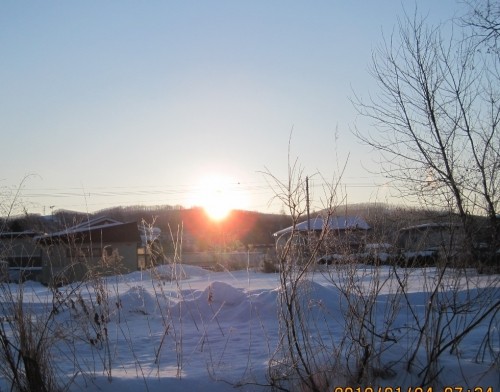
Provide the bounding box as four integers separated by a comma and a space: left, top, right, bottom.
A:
0, 236, 42, 267
275, 230, 369, 256
41, 241, 138, 285
0, 235, 43, 281
397, 225, 465, 253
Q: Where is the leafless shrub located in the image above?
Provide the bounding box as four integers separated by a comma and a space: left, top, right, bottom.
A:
264, 142, 350, 391
0, 282, 63, 392
392, 254, 500, 386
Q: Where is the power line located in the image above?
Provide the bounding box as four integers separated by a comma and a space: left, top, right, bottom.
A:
5, 177, 394, 214
15, 178, 389, 198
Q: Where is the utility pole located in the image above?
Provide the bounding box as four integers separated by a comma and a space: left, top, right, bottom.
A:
306, 176, 311, 231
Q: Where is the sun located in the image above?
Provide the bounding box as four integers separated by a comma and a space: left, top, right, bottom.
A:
191, 174, 248, 221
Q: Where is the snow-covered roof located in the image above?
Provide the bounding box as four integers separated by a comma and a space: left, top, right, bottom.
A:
35, 217, 140, 243
70, 216, 123, 230
273, 216, 370, 237
39, 220, 124, 239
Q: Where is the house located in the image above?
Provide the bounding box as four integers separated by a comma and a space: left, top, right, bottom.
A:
273, 215, 371, 237
396, 222, 465, 265
36, 216, 142, 285
0, 231, 43, 281
273, 215, 371, 257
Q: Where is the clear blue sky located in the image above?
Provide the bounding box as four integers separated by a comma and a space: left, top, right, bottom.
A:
0, 1, 463, 215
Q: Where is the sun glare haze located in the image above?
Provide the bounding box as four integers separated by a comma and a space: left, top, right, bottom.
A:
190, 175, 249, 221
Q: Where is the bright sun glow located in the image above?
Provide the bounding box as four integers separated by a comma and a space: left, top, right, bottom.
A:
191, 174, 249, 221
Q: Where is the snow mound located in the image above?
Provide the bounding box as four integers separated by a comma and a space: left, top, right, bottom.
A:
168, 281, 254, 324
117, 285, 158, 315
151, 264, 189, 281
278, 279, 344, 314
203, 281, 247, 306
249, 288, 279, 318
122, 264, 210, 283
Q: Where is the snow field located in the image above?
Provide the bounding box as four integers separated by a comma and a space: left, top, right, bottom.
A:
0, 264, 498, 391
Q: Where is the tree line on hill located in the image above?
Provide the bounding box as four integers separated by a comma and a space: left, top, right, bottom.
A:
2, 203, 495, 254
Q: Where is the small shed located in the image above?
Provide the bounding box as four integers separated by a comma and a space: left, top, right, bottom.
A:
273, 216, 370, 237
395, 222, 470, 266
37, 217, 142, 285
273, 215, 371, 253
396, 222, 464, 253
0, 231, 43, 281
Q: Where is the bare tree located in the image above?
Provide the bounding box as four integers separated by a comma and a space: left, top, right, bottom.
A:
462, 0, 500, 56
353, 7, 500, 264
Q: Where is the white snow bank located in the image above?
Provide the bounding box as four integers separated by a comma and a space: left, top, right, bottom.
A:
0, 267, 498, 391
116, 285, 159, 315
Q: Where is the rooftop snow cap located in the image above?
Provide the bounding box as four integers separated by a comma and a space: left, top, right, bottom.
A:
273, 215, 370, 237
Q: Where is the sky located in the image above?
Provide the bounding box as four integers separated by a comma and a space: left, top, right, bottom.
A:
0, 1, 465, 216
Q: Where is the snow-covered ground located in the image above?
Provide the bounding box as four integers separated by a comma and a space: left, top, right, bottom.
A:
0, 264, 499, 391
